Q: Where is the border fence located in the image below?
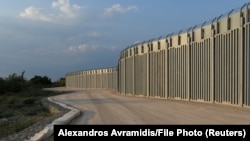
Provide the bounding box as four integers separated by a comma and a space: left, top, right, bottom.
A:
66, 3, 250, 107
66, 68, 117, 90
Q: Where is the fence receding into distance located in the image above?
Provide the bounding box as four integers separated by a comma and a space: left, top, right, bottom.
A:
66, 3, 250, 107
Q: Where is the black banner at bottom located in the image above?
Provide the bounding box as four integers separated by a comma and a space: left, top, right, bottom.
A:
54, 125, 249, 140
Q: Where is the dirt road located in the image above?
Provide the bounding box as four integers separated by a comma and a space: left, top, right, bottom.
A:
47, 88, 250, 124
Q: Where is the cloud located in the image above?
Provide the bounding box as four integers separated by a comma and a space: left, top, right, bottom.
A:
66, 43, 119, 54
67, 44, 99, 53
87, 31, 102, 38
52, 0, 81, 18
101, 4, 138, 18
20, 0, 82, 23
20, 6, 53, 22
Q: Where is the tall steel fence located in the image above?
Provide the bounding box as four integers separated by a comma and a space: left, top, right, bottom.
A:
66, 68, 118, 90
66, 3, 250, 107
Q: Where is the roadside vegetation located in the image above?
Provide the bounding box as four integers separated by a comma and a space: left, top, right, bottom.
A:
0, 71, 66, 139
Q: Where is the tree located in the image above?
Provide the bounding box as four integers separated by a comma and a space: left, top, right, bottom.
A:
52, 77, 65, 87
0, 77, 6, 94
29, 75, 52, 88
3, 71, 27, 93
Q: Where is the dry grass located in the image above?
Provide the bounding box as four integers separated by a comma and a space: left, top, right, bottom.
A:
0, 89, 65, 139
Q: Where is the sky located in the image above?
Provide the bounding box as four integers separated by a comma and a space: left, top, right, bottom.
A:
0, 0, 249, 81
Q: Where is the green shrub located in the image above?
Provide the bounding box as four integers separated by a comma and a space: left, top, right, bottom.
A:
11, 101, 24, 108
7, 96, 16, 105
8, 80, 23, 93
0, 110, 13, 118
23, 98, 36, 105
0, 78, 6, 94
4, 94, 27, 108
23, 106, 44, 115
